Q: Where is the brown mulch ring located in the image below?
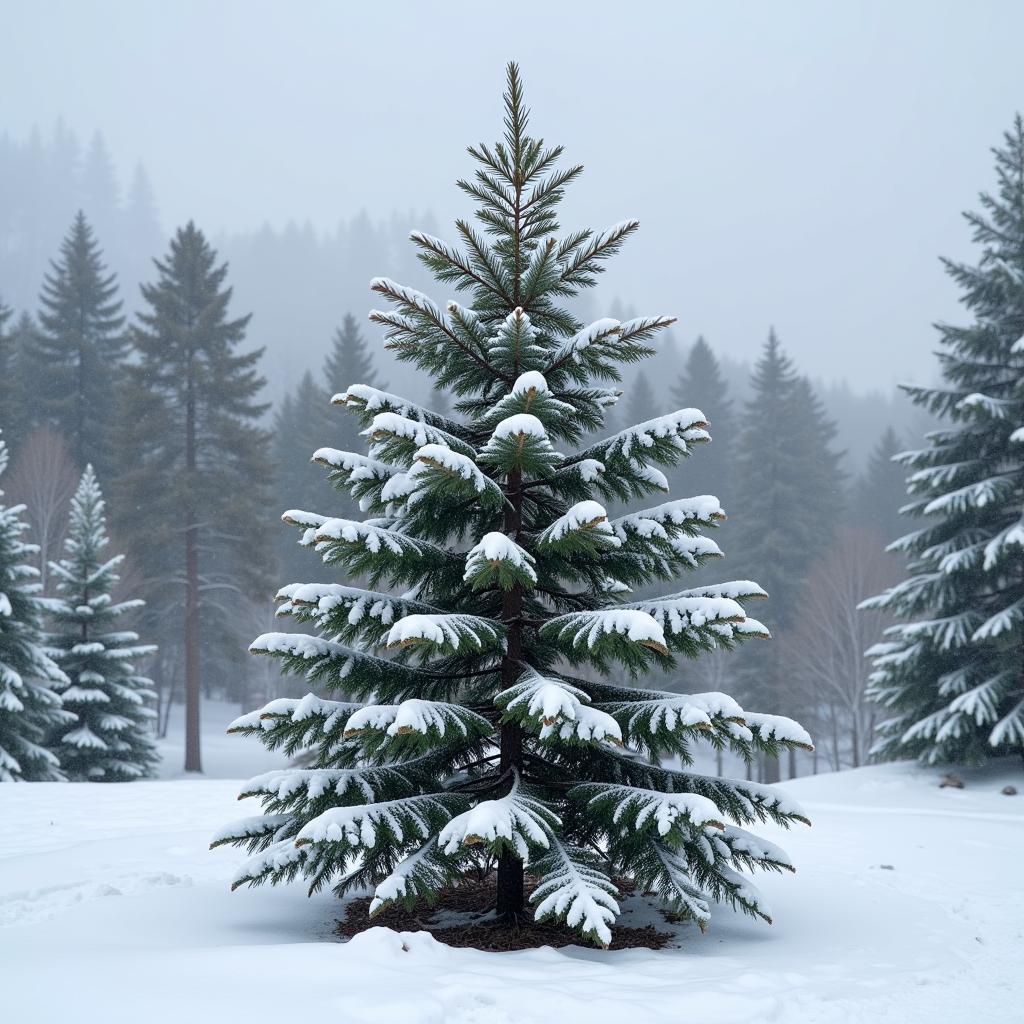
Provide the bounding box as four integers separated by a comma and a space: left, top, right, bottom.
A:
336, 874, 676, 951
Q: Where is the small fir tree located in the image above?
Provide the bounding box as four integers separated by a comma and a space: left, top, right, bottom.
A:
215, 65, 812, 946
0, 434, 73, 781
36, 212, 127, 476
863, 117, 1024, 764
46, 466, 159, 780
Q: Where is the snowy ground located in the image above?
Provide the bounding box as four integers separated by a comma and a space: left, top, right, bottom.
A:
1, 761, 1021, 1024
155, 698, 288, 778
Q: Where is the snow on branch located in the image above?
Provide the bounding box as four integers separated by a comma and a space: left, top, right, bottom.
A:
531, 837, 620, 948
497, 669, 622, 746
369, 837, 456, 916
742, 712, 815, 751
610, 496, 725, 541
384, 613, 505, 654
228, 693, 362, 735
334, 384, 460, 433
575, 409, 709, 465
438, 772, 558, 859
295, 793, 463, 852
464, 532, 537, 588
312, 449, 402, 481
343, 699, 492, 742
365, 412, 477, 458
543, 608, 669, 657
575, 783, 725, 836
537, 499, 620, 549
619, 594, 746, 637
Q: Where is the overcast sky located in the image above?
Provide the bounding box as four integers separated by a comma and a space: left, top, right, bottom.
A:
4, 0, 1023, 391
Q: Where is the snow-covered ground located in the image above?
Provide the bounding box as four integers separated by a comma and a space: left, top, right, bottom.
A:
155, 698, 288, 778
1, 761, 1021, 1023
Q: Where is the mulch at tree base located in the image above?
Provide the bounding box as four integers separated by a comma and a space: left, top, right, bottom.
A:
336, 874, 675, 951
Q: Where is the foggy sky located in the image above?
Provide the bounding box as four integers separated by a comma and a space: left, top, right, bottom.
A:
4, 0, 1023, 392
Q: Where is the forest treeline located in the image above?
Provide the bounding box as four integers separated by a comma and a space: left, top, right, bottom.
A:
0, 121, 983, 780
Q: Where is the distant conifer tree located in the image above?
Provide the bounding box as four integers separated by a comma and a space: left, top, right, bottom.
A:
115, 223, 273, 772
36, 212, 127, 476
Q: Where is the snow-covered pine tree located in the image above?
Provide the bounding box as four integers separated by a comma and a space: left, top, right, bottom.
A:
0, 433, 73, 781
45, 465, 158, 780
215, 64, 813, 946
862, 116, 1024, 764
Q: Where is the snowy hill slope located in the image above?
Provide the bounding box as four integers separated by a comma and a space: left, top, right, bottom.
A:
0, 762, 1021, 1023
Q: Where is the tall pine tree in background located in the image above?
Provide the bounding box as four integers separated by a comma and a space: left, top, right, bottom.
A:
46, 466, 159, 780
116, 223, 273, 772
215, 65, 812, 946
0, 434, 73, 781
36, 211, 127, 477
863, 116, 1024, 764
731, 331, 842, 780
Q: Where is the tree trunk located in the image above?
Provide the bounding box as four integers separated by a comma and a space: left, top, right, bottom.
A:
496, 718, 524, 919
184, 521, 201, 771
788, 747, 797, 780
763, 754, 780, 784
496, 466, 524, 920
183, 360, 202, 773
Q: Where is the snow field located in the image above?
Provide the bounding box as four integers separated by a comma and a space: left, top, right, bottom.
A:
0, 761, 1021, 1023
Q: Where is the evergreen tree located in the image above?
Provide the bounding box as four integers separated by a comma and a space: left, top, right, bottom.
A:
623, 370, 657, 433
0, 298, 13, 434
0, 434, 73, 781
733, 332, 842, 630
116, 222, 273, 773
863, 116, 1024, 764
853, 427, 906, 545
273, 371, 333, 585
215, 65, 813, 946
323, 313, 382, 400
670, 337, 734, 501
730, 332, 843, 781
36, 211, 127, 476
80, 132, 122, 252
3, 313, 48, 454
121, 163, 163, 303
46, 466, 159, 780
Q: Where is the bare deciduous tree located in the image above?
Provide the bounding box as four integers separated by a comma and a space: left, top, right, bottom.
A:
784, 525, 899, 770
5, 426, 79, 592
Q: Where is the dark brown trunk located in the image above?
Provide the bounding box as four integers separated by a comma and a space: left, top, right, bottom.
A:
496, 466, 524, 920
183, 362, 201, 773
